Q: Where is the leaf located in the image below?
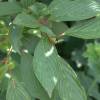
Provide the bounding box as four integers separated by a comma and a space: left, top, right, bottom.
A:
77, 72, 93, 92
6, 79, 31, 100
22, 35, 40, 54
84, 42, 100, 82
28, 29, 42, 38
0, 65, 8, 80
40, 25, 55, 37
0, 77, 9, 92
88, 83, 100, 100
0, 2, 22, 16
0, 20, 9, 36
49, 0, 100, 21
9, 26, 23, 53
0, 91, 6, 100
78, 72, 100, 100
13, 13, 40, 28
29, 2, 48, 17
13, 53, 50, 100
33, 37, 87, 100
51, 77, 86, 100
52, 22, 68, 35
64, 18, 100, 39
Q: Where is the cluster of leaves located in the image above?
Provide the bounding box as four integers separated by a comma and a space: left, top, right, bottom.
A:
0, 0, 100, 100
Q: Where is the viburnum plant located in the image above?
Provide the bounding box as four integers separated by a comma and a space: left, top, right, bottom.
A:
0, 0, 100, 100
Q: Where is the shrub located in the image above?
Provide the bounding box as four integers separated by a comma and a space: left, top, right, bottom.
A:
0, 0, 100, 100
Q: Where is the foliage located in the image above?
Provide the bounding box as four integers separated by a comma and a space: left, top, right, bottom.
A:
0, 0, 100, 100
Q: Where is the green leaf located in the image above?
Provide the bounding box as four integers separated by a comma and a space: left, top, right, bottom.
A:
0, 65, 8, 80
29, 2, 48, 17
0, 77, 8, 92
13, 13, 40, 28
22, 35, 40, 54
13, 53, 50, 100
89, 84, 100, 100
52, 22, 68, 35
0, 2, 22, 16
33, 37, 87, 99
78, 72, 100, 100
49, 0, 100, 21
64, 18, 100, 39
78, 72, 93, 92
84, 42, 100, 82
6, 79, 31, 100
0, 91, 6, 100
9, 26, 23, 53
40, 25, 55, 37
28, 29, 42, 38
51, 77, 86, 100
